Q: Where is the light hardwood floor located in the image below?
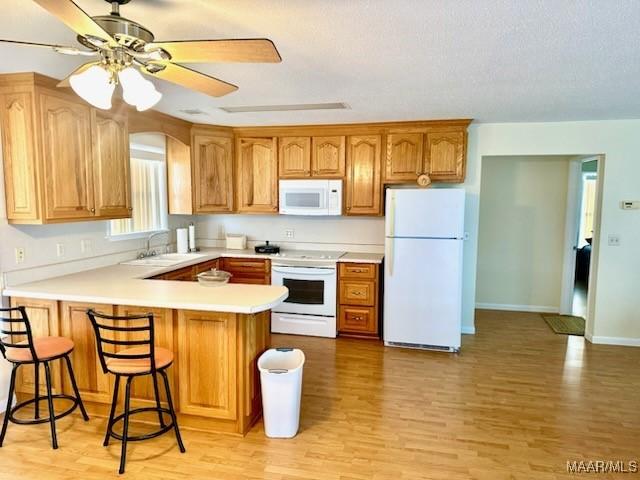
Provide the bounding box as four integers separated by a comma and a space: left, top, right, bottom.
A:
1, 309, 638, 479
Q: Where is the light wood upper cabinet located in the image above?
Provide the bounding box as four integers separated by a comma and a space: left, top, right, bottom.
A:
193, 134, 234, 213
384, 133, 423, 182
236, 137, 278, 213
345, 135, 382, 216
40, 93, 95, 220
312, 136, 345, 178
279, 136, 310, 178
93, 111, 131, 218
0, 92, 40, 221
424, 130, 466, 182
0, 73, 132, 224
166, 136, 192, 215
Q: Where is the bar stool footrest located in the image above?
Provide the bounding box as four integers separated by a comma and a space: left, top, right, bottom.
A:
9, 394, 82, 425
106, 407, 175, 442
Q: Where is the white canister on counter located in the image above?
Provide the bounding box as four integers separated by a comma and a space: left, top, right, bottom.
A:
225, 234, 247, 250
188, 223, 196, 251
176, 228, 189, 254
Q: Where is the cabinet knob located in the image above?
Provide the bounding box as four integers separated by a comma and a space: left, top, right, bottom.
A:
90, 208, 95, 213
128, 207, 133, 211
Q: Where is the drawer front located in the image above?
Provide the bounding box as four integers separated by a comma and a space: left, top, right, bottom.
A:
339, 306, 377, 335
195, 259, 220, 274
339, 262, 377, 279
163, 266, 196, 281
229, 275, 269, 285
222, 257, 269, 274
340, 280, 375, 306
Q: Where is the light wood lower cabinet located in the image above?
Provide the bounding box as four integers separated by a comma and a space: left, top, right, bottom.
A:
115, 305, 175, 405
337, 263, 381, 338
9, 296, 271, 435
59, 302, 113, 403
9, 298, 61, 395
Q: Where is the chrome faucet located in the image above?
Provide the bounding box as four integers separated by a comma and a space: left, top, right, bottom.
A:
139, 231, 169, 259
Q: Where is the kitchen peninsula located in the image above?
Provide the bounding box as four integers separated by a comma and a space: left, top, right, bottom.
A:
3, 253, 288, 436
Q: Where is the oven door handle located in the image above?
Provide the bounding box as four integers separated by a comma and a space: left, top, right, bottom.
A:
272, 266, 336, 276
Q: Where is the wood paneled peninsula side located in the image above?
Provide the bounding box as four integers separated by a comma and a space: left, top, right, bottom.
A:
3, 256, 288, 435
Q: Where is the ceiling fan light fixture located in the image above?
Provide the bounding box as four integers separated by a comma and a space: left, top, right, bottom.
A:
69, 64, 114, 110
118, 66, 162, 111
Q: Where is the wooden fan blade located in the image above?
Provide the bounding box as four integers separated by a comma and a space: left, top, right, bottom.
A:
57, 62, 99, 88
143, 63, 238, 97
32, 0, 117, 47
145, 39, 282, 63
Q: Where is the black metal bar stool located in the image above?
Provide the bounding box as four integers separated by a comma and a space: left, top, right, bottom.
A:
86, 309, 185, 474
0, 306, 89, 449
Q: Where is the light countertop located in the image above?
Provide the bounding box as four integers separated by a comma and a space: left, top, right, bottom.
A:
2, 247, 383, 313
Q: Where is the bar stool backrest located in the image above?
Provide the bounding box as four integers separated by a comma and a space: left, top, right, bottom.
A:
0, 306, 37, 361
86, 309, 157, 374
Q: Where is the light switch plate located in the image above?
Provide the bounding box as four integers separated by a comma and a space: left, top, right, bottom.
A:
620, 200, 640, 210
285, 229, 295, 239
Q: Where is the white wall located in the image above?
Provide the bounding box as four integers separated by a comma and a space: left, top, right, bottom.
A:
476, 156, 571, 311
463, 120, 640, 345
194, 214, 385, 253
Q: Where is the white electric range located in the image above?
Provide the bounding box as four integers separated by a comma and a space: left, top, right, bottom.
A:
270, 250, 345, 338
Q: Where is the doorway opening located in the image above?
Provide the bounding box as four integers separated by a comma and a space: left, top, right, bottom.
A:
571, 158, 598, 318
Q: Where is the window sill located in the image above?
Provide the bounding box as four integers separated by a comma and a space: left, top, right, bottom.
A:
106, 229, 170, 242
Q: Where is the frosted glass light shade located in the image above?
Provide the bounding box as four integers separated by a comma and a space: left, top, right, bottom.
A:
118, 67, 162, 111
69, 65, 115, 110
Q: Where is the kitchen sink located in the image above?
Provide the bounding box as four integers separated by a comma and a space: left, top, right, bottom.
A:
121, 252, 207, 267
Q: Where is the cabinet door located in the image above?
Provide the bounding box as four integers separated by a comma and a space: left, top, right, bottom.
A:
385, 133, 423, 182
236, 137, 278, 213
311, 136, 345, 178
40, 93, 95, 220
0, 92, 41, 222
59, 302, 113, 404
93, 111, 131, 218
193, 134, 234, 213
345, 135, 382, 215
167, 137, 192, 215
9, 298, 61, 395
424, 131, 466, 182
115, 305, 175, 406
178, 310, 238, 419
279, 136, 311, 178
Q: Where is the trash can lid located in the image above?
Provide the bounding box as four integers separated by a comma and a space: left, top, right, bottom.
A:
258, 348, 305, 373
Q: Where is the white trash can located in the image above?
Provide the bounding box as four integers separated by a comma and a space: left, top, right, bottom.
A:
258, 347, 305, 438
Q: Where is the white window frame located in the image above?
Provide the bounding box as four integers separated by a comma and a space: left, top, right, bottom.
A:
107, 138, 169, 241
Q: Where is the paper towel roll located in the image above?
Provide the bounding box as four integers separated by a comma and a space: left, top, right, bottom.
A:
177, 228, 189, 254
188, 224, 196, 251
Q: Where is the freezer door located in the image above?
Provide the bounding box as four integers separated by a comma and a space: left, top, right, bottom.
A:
383, 237, 462, 349
385, 188, 465, 238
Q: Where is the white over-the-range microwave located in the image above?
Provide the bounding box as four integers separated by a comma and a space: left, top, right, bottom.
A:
279, 179, 342, 216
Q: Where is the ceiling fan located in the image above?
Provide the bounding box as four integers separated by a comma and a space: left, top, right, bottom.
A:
0, 0, 281, 110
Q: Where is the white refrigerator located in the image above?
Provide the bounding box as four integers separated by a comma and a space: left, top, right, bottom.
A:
383, 188, 465, 352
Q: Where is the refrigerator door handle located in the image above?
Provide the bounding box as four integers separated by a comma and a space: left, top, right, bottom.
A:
386, 237, 394, 276
387, 191, 396, 237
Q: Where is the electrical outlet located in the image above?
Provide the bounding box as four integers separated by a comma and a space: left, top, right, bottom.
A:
608, 234, 621, 246
81, 239, 92, 254
56, 243, 65, 258
285, 229, 295, 239
15, 247, 25, 264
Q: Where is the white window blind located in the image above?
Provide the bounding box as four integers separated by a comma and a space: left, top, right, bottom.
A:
110, 156, 167, 237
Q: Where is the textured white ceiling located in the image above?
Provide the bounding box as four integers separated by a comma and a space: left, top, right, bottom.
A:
1, 0, 640, 125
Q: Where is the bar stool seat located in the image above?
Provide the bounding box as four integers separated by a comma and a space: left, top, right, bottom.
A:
5, 336, 74, 362
106, 346, 174, 374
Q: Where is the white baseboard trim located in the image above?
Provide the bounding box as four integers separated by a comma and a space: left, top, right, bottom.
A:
461, 325, 476, 335
475, 303, 559, 314
587, 335, 640, 347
